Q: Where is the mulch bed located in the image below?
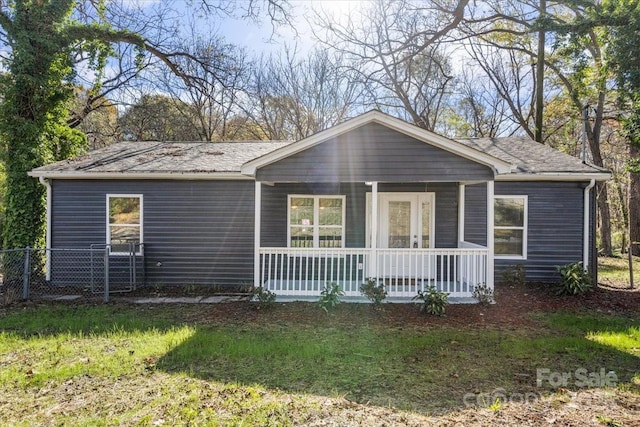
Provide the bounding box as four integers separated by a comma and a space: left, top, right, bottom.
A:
152, 281, 640, 330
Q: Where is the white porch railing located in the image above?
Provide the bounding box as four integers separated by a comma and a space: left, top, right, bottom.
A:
259, 244, 488, 299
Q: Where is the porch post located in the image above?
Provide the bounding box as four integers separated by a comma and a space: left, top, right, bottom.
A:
486, 180, 495, 288
370, 182, 379, 279
458, 183, 465, 244
254, 181, 262, 289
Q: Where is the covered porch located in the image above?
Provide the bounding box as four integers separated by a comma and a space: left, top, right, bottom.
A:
241, 112, 509, 302
253, 181, 495, 301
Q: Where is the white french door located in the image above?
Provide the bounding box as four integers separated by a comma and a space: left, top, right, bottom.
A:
367, 192, 436, 279
379, 193, 434, 249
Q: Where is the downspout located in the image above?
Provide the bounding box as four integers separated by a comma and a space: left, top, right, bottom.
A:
38, 176, 52, 280
583, 179, 596, 271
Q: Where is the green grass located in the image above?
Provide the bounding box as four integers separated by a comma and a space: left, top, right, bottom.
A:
598, 254, 640, 287
0, 304, 639, 425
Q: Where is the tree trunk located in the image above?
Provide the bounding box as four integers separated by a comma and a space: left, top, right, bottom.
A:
615, 180, 629, 252
597, 183, 614, 256
630, 143, 640, 256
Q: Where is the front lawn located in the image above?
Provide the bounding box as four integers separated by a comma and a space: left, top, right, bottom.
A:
0, 284, 639, 426
599, 253, 640, 289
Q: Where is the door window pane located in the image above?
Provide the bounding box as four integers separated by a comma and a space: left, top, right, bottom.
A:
388, 201, 411, 248
421, 200, 431, 248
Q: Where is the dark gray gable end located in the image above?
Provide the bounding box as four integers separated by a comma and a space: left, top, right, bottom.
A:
256, 123, 495, 182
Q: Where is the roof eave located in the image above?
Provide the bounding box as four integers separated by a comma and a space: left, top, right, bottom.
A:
27, 171, 251, 180
496, 172, 612, 182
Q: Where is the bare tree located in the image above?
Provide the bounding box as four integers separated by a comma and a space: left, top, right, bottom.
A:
146, 25, 254, 142
461, 0, 615, 255
447, 69, 515, 138
244, 46, 362, 140
66, 0, 294, 135
313, 0, 484, 130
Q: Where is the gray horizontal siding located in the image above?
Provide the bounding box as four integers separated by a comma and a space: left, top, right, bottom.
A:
256, 123, 494, 182
463, 183, 487, 246
464, 181, 589, 282
51, 179, 255, 287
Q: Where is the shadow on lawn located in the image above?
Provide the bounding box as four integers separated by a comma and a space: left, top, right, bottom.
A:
1, 297, 637, 415
154, 308, 640, 414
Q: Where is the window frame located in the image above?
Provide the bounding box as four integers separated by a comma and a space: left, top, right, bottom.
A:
493, 195, 528, 260
287, 195, 346, 248
106, 194, 144, 256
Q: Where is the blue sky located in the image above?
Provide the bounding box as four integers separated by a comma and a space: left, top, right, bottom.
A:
208, 1, 365, 55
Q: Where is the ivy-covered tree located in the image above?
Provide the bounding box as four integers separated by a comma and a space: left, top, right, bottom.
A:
0, 1, 94, 249
0, 0, 291, 250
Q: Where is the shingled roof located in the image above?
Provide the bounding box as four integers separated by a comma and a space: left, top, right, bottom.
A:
455, 136, 608, 176
30, 121, 609, 181
31, 141, 291, 176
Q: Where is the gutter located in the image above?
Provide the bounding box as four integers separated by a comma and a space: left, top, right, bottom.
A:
38, 176, 52, 280
583, 179, 596, 271
496, 172, 611, 182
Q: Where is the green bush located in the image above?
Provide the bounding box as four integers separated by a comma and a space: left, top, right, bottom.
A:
556, 262, 593, 296
413, 285, 449, 316
318, 282, 345, 313
472, 282, 494, 305
252, 286, 276, 310
360, 278, 387, 307
500, 264, 526, 286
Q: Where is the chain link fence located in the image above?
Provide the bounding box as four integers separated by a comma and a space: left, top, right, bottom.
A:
0, 244, 144, 305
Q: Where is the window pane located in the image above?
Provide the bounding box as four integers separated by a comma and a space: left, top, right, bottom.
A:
319, 198, 342, 226
494, 229, 524, 256
109, 197, 140, 224
495, 198, 524, 227
319, 227, 342, 248
290, 226, 313, 248
110, 225, 140, 252
290, 197, 314, 226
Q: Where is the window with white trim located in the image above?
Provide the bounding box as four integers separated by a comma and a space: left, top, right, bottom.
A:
107, 195, 143, 255
494, 195, 527, 258
288, 195, 345, 248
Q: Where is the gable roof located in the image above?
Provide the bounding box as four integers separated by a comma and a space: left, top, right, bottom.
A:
29, 111, 610, 182
240, 110, 514, 176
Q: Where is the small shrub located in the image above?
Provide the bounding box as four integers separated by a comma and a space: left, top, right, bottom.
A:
360, 278, 387, 307
318, 282, 344, 313
412, 285, 449, 316
500, 264, 526, 285
472, 282, 494, 305
252, 286, 276, 310
556, 261, 593, 295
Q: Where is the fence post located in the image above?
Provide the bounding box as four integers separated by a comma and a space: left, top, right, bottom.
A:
22, 247, 31, 300
103, 247, 109, 303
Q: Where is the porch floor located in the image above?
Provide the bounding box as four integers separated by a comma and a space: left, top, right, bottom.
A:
271, 295, 478, 304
